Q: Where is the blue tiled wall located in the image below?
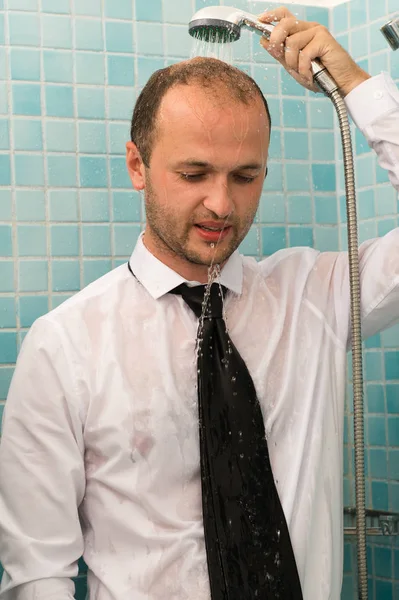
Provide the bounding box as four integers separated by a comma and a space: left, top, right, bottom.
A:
0, 0, 398, 598
332, 1, 399, 599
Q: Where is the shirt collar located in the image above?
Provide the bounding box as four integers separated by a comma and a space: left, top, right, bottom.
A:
129, 232, 243, 300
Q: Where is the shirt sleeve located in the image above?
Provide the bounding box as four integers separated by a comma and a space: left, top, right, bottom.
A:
0, 317, 86, 599
339, 73, 399, 340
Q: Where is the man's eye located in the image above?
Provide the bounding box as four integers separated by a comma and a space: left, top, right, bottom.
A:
180, 173, 205, 182
235, 174, 256, 184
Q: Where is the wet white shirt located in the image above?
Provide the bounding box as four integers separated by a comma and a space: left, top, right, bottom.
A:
1, 73, 399, 600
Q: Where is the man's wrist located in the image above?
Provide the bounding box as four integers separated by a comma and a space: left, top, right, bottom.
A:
341, 71, 372, 97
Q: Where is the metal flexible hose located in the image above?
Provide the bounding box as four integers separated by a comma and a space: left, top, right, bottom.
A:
330, 90, 367, 600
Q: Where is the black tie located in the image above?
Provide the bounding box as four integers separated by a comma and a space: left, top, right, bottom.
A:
170, 282, 303, 600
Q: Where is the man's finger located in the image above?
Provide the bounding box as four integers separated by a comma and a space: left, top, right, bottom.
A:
257, 6, 295, 23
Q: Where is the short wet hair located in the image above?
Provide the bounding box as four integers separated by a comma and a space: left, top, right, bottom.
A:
130, 57, 272, 167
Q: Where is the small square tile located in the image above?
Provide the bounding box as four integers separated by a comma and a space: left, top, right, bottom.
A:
16, 190, 45, 221
137, 22, 163, 56
350, 27, 369, 60
75, 18, 103, 51
41, 0, 70, 13
285, 164, 310, 192
105, 22, 134, 54
311, 132, 335, 161
80, 191, 109, 221
0, 119, 9, 150
80, 156, 108, 188
45, 120, 75, 152
280, 69, 306, 97
76, 52, 105, 85
43, 50, 73, 83
108, 123, 129, 155
385, 351, 399, 381
368, 0, 387, 22
45, 85, 74, 118
367, 384, 385, 413
264, 163, 283, 192
312, 164, 336, 192
314, 196, 337, 225
112, 191, 141, 222
78, 121, 106, 154
365, 351, 382, 380
14, 154, 44, 186
368, 415, 387, 446
10, 48, 41, 81
135, 0, 162, 22
289, 227, 313, 247
17, 224, 47, 256
305, 6, 329, 28
357, 189, 374, 219
0, 190, 12, 220
8, 0, 37, 8
163, 0, 192, 24
19, 260, 48, 292
52, 260, 80, 291
309, 99, 334, 129
113, 223, 140, 256
13, 119, 42, 151
110, 156, 130, 188
76, 87, 105, 119
0, 298, 16, 328
0, 225, 12, 257
165, 24, 192, 58
371, 481, 389, 511
376, 186, 396, 216
107, 55, 135, 86
47, 155, 77, 187
259, 193, 284, 224
282, 99, 307, 128
287, 195, 312, 224
370, 20, 388, 54
369, 449, 388, 479
387, 384, 399, 413
262, 226, 286, 256
0, 155, 11, 185
82, 224, 111, 256
49, 190, 78, 222
0, 333, 17, 364
12, 83, 41, 116
104, 0, 132, 19
73, 0, 101, 17
107, 88, 135, 121
19, 296, 49, 327
51, 224, 79, 256
333, 2, 348, 34
83, 259, 112, 286
9, 13, 40, 46
350, 0, 367, 27
284, 132, 308, 160
388, 417, 399, 446
42, 15, 72, 49
51, 294, 72, 308
136, 56, 163, 88
268, 130, 282, 160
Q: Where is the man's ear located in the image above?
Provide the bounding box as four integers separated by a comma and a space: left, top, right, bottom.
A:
126, 141, 146, 190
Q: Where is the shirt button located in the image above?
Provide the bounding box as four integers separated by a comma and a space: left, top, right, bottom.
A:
374, 90, 384, 99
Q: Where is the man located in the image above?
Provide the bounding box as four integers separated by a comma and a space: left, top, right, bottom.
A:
0, 7, 398, 600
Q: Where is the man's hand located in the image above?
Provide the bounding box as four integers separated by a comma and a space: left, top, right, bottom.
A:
258, 6, 371, 96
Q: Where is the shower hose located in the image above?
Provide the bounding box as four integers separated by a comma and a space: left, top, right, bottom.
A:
329, 90, 367, 600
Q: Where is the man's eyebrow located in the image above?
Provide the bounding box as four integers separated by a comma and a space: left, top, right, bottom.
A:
173, 160, 263, 170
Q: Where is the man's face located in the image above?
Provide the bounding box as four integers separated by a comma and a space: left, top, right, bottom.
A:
139, 83, 269, 279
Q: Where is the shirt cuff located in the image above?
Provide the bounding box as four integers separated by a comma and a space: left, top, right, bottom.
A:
344, 72, 399, 132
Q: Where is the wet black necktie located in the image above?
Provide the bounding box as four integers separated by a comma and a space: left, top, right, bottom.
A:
170, 282, 303, 600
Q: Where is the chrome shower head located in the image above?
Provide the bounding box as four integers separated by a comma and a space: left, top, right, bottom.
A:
188, 6, 275, 44
381, 16, 399, 51
188, 5, 339, 97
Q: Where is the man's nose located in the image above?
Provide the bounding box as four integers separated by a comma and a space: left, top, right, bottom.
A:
202, 180, 234, 219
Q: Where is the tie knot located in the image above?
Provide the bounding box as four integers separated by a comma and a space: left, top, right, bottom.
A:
171, 282, 226, 319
